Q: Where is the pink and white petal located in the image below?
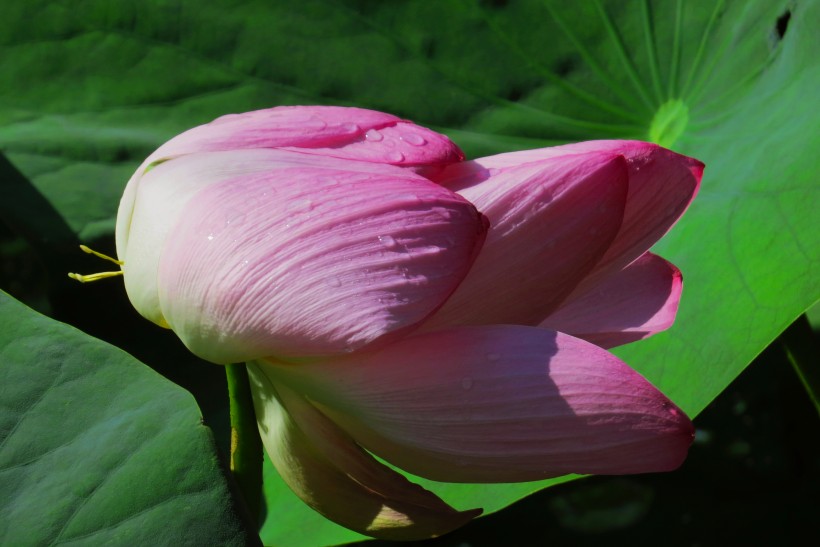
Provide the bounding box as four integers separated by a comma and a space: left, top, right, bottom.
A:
121, 149, 302, 324
157, 163, 487, 364
540, 253, 683, 348
247, 363, 480, 540
267, 325, 694, 483
422, 153, 628, 329
120, 148, 433, 323
435, 140, 702, 282
116, 107, 464, 254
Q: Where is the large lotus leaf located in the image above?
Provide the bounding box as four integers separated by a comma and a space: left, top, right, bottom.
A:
0, 291, 257, 545
1, 1, 818, 546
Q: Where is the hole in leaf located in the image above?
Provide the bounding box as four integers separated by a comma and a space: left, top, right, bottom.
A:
775, 10, 791, 40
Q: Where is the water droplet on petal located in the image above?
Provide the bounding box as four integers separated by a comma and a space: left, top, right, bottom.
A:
365, 129, 384, 142
378, 235, 397, 249
431, 207, 452, 221
342, 122, 360, 134
486, 353, 500, 362
461, 377, 473, 390
207, 234, 215, 241
401, 133, 426, 146
306, 116, 327, 130
387, 150, 405, 163
325, 276, 342, 288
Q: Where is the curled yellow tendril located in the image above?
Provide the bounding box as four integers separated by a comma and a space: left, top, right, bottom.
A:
67, 245, 124, 283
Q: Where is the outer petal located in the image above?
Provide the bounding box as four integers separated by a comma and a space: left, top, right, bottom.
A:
435, 140, 702, 283
117, 106, 464, 256
121, 149, 294, 325
247, 363, 480, 540
154, 155, 487, 363
422, 152, 628, 329
151, 106, 464, 168
121, 148, 448, 326
268, 326, 694, 483
540, 253, 683, 348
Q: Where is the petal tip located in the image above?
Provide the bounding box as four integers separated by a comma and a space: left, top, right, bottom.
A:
654, 400, 696, 472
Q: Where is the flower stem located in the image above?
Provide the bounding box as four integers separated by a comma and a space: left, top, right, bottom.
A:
226, 362, 263, 525
780, 314, 820, 417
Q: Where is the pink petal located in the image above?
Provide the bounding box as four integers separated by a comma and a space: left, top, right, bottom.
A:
267, 326, 694, 483
121, 149, 300, 325
145, 106, 464, 168
422, 152, 628, 329
247, 364, 480, 540
436, 140, 703, 283
540, 253, 683, 348
117, 107, 465, 255
155, 153, 487, 363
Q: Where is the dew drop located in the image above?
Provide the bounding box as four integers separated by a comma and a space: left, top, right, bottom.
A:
365, 128, 384, 142
342, 122, 360, 134
461, 377, 474, 390
432, 207, 452, 220
401, 132, 426, 146
306, 116, 327, 130
387, 150, 405, 163
206, 234, 215, 241
378, 235, 397, 249
325, 276, 342, 288
486, 353, 500, 362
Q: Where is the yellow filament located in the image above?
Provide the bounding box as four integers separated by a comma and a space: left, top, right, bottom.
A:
68, 271, 124, 283
79, 244, 123, 265
68, 245, 124, 283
